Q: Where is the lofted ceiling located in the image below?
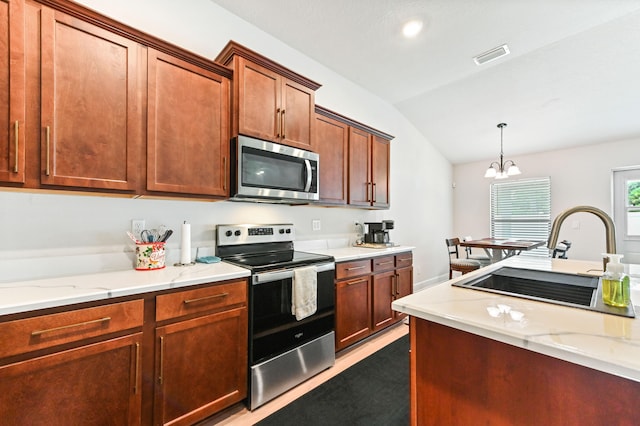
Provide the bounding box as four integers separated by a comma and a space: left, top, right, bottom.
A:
208, 0, 640, 165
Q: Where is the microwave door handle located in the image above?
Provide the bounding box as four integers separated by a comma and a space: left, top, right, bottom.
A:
304, 159, 312, 192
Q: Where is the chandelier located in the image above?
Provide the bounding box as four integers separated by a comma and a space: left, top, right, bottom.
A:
484, 123, 521, 179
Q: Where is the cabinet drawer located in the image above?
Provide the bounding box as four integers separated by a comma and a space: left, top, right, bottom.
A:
336, 259, 372, 280
373, 255, 395, 273
396, 252, 413, 269
156, 279, 247, 322
0, 300, 144, 359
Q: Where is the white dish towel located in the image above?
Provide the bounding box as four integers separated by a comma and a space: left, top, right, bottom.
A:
292, 265, 318, 320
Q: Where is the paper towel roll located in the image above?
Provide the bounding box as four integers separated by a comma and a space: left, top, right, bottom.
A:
180, 222, 191, 264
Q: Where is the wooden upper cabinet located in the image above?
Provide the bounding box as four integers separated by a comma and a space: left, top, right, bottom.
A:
315, 110, 348, 205
146, 49, 230, 197
371, 135, 390, 208
215, 41, 320, 151
348, 128, 391, 208
348, 127, 372, 207
39, 7, 141, 191
0, 0, 25, 184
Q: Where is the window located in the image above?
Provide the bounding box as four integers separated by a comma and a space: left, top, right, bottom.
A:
613, 167, 640, 264
490, 177, 551, 257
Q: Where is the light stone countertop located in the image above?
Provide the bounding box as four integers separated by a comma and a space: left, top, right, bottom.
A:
0, 262, 250, 316
0, 244, 415, 317
392, 256, 640, 383
301, 245, 415, 262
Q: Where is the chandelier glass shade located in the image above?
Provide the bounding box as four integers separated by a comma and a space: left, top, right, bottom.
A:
484, 123, 521, 179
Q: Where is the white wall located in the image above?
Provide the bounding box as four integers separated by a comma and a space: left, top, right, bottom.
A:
0, 0, 452, 286
453, 138, 640, 262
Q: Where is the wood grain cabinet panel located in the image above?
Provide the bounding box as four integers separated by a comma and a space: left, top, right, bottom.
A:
315, 112, 348, 205
348, 127, 371, 207
371, 135, 390, 208
154, 306, 247, 426
348, 129, 390, 208
0, 333, 142, 425
234, 56, 315, 150
216, 41, 319, 151
0, 0, 26, 184
38, 7, 141, 190
146, 49, 230, 197
0, 299, 144, 358
155, 279, 246, 322
372, 269, 395, 331
335, 275, 372, 351
336, 252, 413, 350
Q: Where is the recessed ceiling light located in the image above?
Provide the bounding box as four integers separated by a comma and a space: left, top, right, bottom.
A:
402, 20, 423, 38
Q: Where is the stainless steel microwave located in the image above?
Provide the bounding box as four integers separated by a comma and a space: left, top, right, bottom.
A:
230, 135, 319, 203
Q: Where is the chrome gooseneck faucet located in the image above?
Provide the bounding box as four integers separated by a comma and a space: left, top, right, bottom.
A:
547, 205, 617, 255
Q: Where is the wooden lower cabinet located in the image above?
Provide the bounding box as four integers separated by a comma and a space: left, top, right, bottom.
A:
0, 317, 142, 425
336, 274, 372, 350
154, 307, 247, 426
336, 252, 413, 351
0, 279, 248, 425
411, 318, 640, 425
153, 279, 248, 426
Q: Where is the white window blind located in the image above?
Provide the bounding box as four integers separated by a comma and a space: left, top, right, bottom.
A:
490, 177, 551, 257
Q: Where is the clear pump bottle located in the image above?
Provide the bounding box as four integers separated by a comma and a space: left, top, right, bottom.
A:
601, 253, 630, 307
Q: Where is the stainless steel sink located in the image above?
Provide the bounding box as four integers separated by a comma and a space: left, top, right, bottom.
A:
453, 267, 635, 318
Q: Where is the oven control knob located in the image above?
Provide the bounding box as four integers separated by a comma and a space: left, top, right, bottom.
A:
225, 230, 232, 237
285, 228, 291, 234
234, 230, 241, 236
279, 229, 285, 234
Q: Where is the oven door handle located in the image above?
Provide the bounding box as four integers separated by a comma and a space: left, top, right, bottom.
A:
253, 262, 335, 285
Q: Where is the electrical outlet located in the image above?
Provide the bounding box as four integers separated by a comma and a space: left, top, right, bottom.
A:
312, 219, 321, 231
131, 219, 145, 240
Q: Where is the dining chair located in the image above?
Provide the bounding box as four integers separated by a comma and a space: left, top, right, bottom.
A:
446, 238, 482, 279
552, 240, 572, 259
462, 236, 491, 265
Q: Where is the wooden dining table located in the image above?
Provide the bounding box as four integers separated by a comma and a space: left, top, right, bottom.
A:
459, 238, 547, 263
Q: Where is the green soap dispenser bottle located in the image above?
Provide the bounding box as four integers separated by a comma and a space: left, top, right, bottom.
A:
601, 253, 630, 307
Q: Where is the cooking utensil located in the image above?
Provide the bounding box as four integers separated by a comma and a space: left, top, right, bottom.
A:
141, 229, 160, 243
159, 229, 173, 242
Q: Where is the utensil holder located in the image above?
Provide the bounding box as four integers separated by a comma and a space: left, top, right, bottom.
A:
135, 242, 166, 270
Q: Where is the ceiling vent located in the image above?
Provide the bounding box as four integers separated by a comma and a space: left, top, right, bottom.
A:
473, 44, 510, 66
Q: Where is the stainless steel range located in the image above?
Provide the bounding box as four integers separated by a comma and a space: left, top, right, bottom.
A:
216, 224, 336, 410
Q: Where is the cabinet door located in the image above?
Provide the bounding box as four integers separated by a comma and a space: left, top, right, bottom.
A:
0, 333, 142, 425
371, 135, 390, 208
155, 307, 247, 425
394, 266, 413, 319
236, 57, 280, 142
335, 276, 371, 350
280, 78, 314, 149
147, 49, 230, 196
372, 270, 395, 331
39, 8, 141, 190
0, 0, 25, 183
315, 113, 348, 204
348, 127, 371, 206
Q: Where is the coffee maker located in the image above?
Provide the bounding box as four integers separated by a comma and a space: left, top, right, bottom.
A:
364, 220, 394, 246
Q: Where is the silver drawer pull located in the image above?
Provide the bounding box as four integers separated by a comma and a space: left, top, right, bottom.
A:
183, 293, 229, 304
31, 316, 111, 336
376, 261, 394, 266
347, 278, 368, 286
346, 266, 366, 271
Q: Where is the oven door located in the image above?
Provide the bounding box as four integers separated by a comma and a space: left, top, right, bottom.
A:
232, 135, 319, 202
250, 262, 334, 364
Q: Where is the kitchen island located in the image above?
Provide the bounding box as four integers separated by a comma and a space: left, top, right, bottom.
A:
392, 256, 640, 425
